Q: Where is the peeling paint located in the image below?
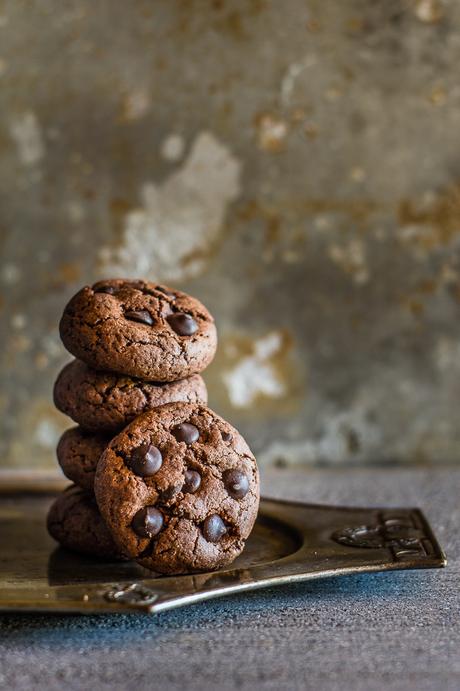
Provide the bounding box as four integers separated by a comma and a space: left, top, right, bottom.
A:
254, 113, 288, 152
11, 314, 26, 330
4, 400, 66, 469
414, 0, 444, 24
1, 263, 21, 285
398, 184, 460, 255
67, 201, 85, 223
99, 131, 241, 280
223, 332, 287, 408
328, 239, 369, 285
260, 407, 382, 465
34, 418, 61, 449
10, 112, 45, 166
280, 57, 316, 107
120, 88, 151, 122
161, 134, 185, 162
40, 334, 62, 359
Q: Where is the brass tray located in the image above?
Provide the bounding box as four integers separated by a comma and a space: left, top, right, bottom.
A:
0, 479, 446, 615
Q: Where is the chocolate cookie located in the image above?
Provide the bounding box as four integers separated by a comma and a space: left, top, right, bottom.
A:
47, 485, 126, 560
57, 427, 110, 491
54, 359, 208, 433
59, 279, 217, 381
95, 403, 259, 575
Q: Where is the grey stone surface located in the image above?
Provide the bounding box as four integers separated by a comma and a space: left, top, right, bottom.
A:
2, 1, 460, 469
0, 467, 458, 690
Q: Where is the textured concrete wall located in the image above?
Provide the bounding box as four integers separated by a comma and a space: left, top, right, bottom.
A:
1, 0, 460, 469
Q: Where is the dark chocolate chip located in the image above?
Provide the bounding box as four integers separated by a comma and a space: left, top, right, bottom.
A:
131, 507, 164, 538
94, 284, 116, 295
202, 514, 227, 543
160, 485, 180, 502
183, 469, 201, 494
155, 285, 176, 298
161, 302, 174, 318
167, 312, 198, 336
128, 444, 162, 477
125, 309, 154, 326
223, 469, 249, 499
172, 422, 199, 444
221, 431, 233, 442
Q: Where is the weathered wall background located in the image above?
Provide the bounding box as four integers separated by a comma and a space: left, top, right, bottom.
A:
1, 0, 460, 470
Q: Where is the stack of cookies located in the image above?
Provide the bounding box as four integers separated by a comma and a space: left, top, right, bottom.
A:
48, 279, 260, 574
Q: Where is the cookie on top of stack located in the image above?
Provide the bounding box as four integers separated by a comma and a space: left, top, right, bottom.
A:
48, 278, 260, 574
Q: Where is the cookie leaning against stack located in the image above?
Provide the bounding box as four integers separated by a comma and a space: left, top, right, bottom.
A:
95, 402, 259, 574
48, 278, 260, 573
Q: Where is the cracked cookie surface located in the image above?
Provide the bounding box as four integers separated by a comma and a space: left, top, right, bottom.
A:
54, 359, 208, 433
57, 427, 111, 491
94, 402, 260, 574
47, 485, 126, 560
59, 279, 217, 381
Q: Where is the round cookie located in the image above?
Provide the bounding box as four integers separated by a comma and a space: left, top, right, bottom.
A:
57, 427, 111, 491
47, 485, 126, 560
54, 359, 208, 433
95, 403, 260, 575
59, 279, 217, 381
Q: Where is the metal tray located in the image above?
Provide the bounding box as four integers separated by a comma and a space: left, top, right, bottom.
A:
0, 478, 446, 614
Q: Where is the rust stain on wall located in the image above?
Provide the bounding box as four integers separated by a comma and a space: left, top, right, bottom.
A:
302, 199, 379, 226
237, 197, 379, 237
398, 183, 460, 249
254, 113, 289, 153
207, 329, 304, 415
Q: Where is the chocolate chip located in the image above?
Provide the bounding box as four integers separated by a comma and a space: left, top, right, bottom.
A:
94, 284, 116, 295
183, 469, 201, 494
161, 302, 174, 318
128, 444, 162, 477
155, 285, 176, 298
125, 310, 154, 326
167, 313, 198, 336
172, 422, 199, 444
221, 431, 233, 442
160, 485, 179, 502
131, 507, 164, 538
202, 514, 227, 543
223, 469, 249, 499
